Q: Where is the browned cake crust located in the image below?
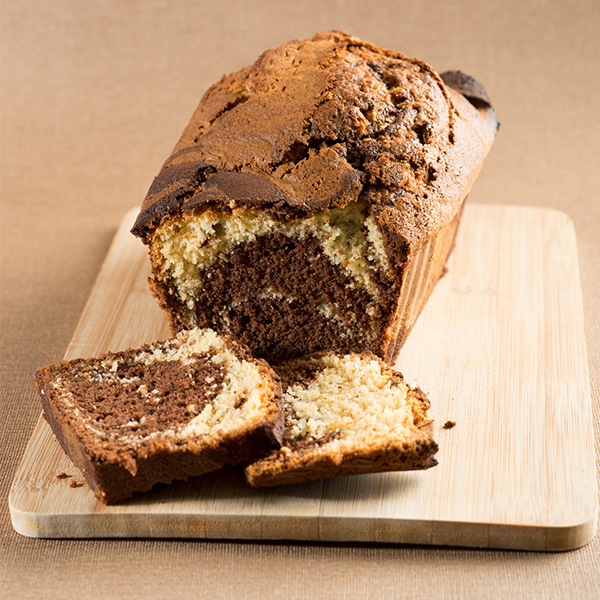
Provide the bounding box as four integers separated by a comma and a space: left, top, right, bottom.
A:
131, 30, 498, 364
36, 329, 284, 503
244, 352, 438, 488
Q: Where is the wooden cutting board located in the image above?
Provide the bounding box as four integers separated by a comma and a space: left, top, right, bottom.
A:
9, 204, 598, 551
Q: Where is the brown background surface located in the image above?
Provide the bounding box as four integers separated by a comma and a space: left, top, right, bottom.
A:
2, 1, 599, 597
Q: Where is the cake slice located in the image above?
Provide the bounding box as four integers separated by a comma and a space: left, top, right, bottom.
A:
36, 328, 283, 503
244, 352, 438, 488
131, 30, 498, 365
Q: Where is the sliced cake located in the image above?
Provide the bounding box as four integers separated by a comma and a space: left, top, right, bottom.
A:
244, 351, 438, 488
36, 328, 284, 503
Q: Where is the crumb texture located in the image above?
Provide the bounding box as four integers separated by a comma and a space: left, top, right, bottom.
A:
281, 354, 416, 444
44, 329, 277, 447
245, 352, 438, 487
152, 200, 391, 305
149, 200, 399, 362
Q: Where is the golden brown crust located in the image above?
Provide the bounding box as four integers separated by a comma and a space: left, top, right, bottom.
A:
131, 30, 497, 250
244, 431, 438, 488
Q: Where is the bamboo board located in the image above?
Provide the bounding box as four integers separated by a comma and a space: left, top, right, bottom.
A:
9, 204, 598, 550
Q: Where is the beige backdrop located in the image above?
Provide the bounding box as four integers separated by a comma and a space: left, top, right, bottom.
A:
2, 1, 599, 598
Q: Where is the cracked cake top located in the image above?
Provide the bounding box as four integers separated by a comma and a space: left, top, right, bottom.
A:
132, 30, 497, 247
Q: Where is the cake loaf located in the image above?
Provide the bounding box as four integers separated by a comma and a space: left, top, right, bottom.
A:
36, 328, 283, 503
245, 351, 438, 488
132, 30, 498, 364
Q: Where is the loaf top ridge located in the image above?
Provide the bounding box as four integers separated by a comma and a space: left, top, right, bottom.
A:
132, 30, 497, 246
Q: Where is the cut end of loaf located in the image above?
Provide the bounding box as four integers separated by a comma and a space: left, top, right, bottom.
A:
148, 201, 399, 363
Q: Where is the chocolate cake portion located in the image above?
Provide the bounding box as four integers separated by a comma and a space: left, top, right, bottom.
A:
244, 351, 438, 488
36, 328, 283, 503
132, 30, 498, 364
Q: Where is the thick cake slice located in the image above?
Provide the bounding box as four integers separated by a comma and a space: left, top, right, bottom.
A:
131, 30, 498, 365
36, 328, 283, 503
244, 352, 438, 488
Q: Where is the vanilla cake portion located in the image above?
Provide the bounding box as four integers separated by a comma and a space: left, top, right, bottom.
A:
35, 328, 283, 503
132, 30, 498, 364
244, 352, 438, 488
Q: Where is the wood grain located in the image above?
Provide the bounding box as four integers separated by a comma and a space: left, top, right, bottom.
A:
9, 204, 598, 550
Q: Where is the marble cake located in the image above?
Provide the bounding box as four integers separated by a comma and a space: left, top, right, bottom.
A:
36, 328, 283, 503
245, 351, 438, 487
132, 30, 498, 364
